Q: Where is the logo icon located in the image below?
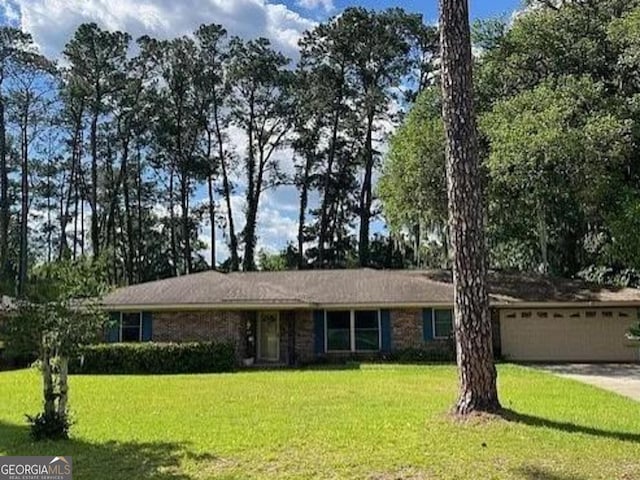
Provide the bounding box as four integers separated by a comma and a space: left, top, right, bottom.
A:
0, 456, 73, 479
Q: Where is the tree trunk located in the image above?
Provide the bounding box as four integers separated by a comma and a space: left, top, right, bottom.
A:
169, 170, 178, 276
59, 105, 83, 260
46, 166, 52, 263
208, 174, 216, 270
136, 145, 143, 282
537, 200, 549, 274
212, 97, 239, 271
122, 140, 135, 284
242, 196, 258, 272
297, 155, 312, 269
318, 64, 345, 267
205, 129, 215, 270
18, 111, 28, 296
440, 0, 500, 415
181, 174, 191, 274
73, 179, 78, 260
242, 95, 257, 272
56, 356, 69, 417
90, 111, 100, 257
0, 93, 8, 281
358, 110, 375, 267
220, 155, 239, 271
42, 348, 55, 417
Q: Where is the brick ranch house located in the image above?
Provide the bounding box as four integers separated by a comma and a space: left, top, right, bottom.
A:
102, 269, 640, 364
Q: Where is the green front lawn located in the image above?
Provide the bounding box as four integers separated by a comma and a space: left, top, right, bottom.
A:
0, 364, 639, 479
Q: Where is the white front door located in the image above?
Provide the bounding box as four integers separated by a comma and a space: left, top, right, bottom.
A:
258, 312, 280, 362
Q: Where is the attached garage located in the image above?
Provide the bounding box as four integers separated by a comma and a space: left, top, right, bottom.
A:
500, 307, 640, 362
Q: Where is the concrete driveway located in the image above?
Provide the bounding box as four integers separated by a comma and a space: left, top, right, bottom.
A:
537, 364, 640, 401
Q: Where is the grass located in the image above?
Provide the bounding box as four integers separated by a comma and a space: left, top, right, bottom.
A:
0, 364, 639, 479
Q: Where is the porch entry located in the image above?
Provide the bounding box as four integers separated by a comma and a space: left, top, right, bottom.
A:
257, 312, 280, 362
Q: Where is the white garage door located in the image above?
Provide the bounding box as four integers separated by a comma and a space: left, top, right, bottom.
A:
500, 308, 639, 362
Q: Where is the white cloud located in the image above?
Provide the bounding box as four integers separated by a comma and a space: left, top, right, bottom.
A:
296, 0, 334, 13
2, 0, 316, 59
0, 0, 20, 23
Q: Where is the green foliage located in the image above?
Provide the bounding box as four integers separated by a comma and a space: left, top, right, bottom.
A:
378, 87, 448, 267
379, 87, 446, 232
25, 411, 71, 442
257, 246, 298, 271
3, 257, 108, 359
2, 258, 108, 440
604, 190, 640, 269
70, 342, 236, 374
481, 75, 631, 274
296, 7, 435, 268
379, 1, 640, 276
387, 346, 455, 363
629, 322, 640, 339
576, 265, 640, 288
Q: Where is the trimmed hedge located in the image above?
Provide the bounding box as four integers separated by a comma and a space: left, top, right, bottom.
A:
70, 342, 236, 374
387, 347, 456, 363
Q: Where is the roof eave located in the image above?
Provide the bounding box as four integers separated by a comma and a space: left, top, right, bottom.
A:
102, 299, 640, 311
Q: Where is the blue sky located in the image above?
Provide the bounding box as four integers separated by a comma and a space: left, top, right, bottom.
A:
0, 0, 525, 58
283, 0, 523, 21
0, 0, 523, 264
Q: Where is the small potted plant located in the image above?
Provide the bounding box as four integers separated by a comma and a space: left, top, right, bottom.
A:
242, 356, 255, 367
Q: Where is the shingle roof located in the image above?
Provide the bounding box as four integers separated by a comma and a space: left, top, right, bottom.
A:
102, 268, 640, 310
226, 269, 453, 305
103, 270, 310, 307
408, 270, 640, 305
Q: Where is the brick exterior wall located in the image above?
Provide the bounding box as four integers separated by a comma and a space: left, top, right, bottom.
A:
279, 311, 292, 363
294, 310, 314, 363
390, 309, 422, 349
390, 308, 451, 353
148, 307, 476, 364
153, 310, 248, 360
151, 309, 317, 365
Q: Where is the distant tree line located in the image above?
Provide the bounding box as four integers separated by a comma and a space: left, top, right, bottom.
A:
380, 0, 640, 284
0, 8, 437, 294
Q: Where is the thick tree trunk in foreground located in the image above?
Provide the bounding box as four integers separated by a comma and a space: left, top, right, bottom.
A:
439, 0, 500, 415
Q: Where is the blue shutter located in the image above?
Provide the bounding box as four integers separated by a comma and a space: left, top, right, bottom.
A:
142, 312, 153, 342
422, 309, 434, 341
106, 312, 120, 343
313, 310, 325, 355
380, 310, 392, 352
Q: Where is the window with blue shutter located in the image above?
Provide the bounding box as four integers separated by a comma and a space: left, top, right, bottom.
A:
142, 312, 153, 342
380, 310, 392, 352
422, 309, 434, 341
313, 310, 325, 354
433, 309, 454, 339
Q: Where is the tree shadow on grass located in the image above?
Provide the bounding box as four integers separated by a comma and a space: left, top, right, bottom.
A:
0, 421, 219, 479
501, 409, 640, 444
514, 465, 586, 480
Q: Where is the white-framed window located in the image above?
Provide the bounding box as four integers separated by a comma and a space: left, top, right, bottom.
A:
120, 312, 142, 342
433, 308, 454, 339
325, 310, 381, 352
